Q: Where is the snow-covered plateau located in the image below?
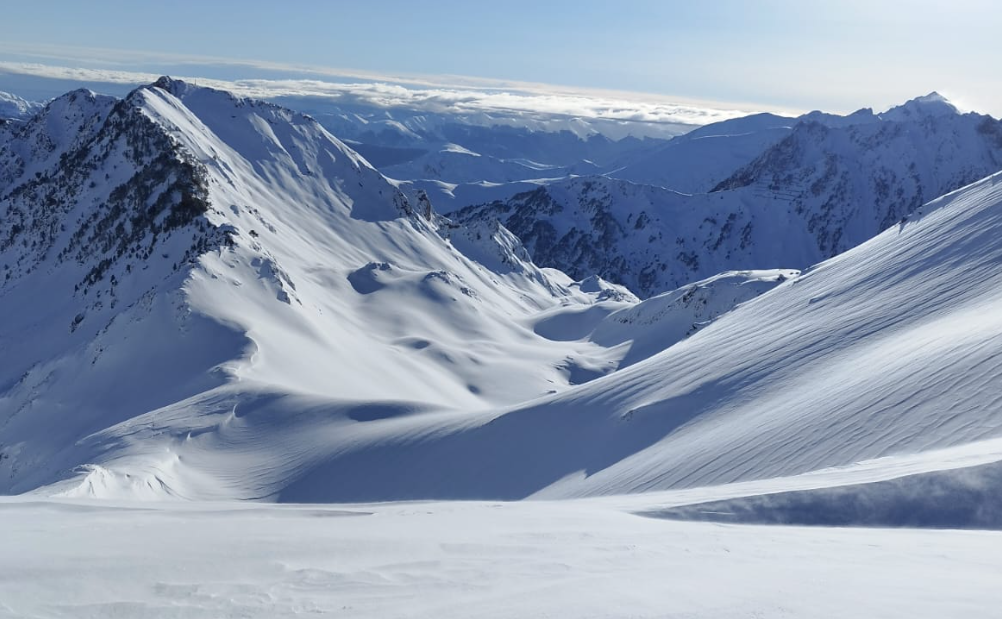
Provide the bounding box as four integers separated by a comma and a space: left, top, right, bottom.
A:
2, 78, 1002, 617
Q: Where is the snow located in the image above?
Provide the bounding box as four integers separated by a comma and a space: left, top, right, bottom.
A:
1, 496, 1001, 619
880, 91, 960, 121
452, 175, 820, 297
458, 97, 1002, 297
590, 269, 798, 367
0, 79, 652, 499
605, 112, 796, 192
4, 78, 1002, 615
0, 90, 43, 120
395, 177, 558, 213
5, 79, 1002, 507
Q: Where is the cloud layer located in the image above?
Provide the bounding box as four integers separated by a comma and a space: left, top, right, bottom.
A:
0, 59, 760, 133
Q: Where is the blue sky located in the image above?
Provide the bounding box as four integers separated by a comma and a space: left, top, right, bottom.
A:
1, 0, 1001, 115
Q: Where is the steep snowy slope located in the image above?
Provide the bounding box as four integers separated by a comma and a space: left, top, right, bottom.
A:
21, 166, 1002, 504
588, 269, 797, 367
0, 78, 633, 497
460, 95, 1002, 297
258, 170, 1002, 502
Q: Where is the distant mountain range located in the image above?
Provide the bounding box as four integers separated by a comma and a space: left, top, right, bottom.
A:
454, 93, 1002, 296
0, 90, 43, 120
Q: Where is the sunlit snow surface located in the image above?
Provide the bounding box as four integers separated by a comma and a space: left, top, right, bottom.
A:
2, 495, 1001, 618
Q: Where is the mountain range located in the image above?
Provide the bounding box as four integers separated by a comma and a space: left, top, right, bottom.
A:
1, 79, 1001, 526
453, 93, 1002, 296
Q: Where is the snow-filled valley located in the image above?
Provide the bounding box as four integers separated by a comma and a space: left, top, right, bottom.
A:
3, 77, 1002, 617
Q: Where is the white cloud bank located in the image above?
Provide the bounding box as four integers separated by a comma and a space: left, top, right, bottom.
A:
0, 60, 767, 135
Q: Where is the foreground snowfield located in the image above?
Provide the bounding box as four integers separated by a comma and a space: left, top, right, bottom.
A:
1, 496, 1002, 616
3, 496, 1001, 619
9, 437, 1002, 617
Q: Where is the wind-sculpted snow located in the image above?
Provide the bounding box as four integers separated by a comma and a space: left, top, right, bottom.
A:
645, 459, 1002, 529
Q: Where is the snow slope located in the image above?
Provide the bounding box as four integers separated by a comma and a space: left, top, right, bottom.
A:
252, 170, 1002, 502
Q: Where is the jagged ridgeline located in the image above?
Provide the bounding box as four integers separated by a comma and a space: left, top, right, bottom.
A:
0, 81, 227, 307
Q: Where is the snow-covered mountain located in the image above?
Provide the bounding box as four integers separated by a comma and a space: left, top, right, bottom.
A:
0, 78, 654, 497
299, 103, 671, 192
600, 104, 883, 193
271, 168, 1002, 503
295, 101, 673, 176
712, 93, 1002, 256
0, 90, 43, 120
457, 94, 1002, 297
4, 80, 1002, 526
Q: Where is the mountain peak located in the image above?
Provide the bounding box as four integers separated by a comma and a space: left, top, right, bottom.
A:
881, 91, 960, 121
917, 91, 949, 103
151, 75, 197, 98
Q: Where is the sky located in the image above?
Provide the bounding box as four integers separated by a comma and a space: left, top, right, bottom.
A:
1, 0, 1001, 118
